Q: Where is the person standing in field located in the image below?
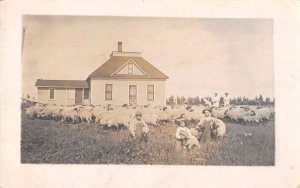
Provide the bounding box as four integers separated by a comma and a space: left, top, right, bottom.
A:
212, 93, 220, 108
223, 92, 230, 107
129, 111, 150, 143
196, 108, 217, 143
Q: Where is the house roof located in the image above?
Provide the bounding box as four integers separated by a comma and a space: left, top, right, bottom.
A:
35, 79, 89, 88
88, 56, 169, 79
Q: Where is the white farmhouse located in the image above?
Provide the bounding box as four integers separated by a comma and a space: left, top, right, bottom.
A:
35, 42, 169, 106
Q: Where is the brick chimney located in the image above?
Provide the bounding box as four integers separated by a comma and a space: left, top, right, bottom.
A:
118, 42, 122, 52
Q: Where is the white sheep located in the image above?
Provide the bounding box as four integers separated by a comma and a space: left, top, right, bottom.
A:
157, 111, 173, 124
38, 105, 58, 119
242, 114, 260, 125
143, 113, 159, 126
211, 119, 226, 138
78, 108, 93, 123
25, 104, 44, 119
185, 135, 200, 150
256, 107, 272, 123
189, 127, 202, 140
224, 107, 248, 123
61, 107, 79, 123
212, 107, 229, 119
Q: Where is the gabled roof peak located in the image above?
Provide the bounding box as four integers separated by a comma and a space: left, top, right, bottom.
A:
88, 56, 169, 79
89, 42, 168, 79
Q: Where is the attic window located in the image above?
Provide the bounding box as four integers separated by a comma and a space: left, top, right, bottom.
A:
128, 62, 133, 74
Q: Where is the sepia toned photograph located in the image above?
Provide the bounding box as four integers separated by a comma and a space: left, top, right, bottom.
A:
21, 16, 275, 165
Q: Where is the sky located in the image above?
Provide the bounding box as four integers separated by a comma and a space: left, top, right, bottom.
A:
22, 16, 274, 99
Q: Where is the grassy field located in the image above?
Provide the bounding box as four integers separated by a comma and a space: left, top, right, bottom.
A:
21, 111, 275, 165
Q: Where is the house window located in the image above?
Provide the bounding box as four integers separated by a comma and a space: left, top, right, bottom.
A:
105, 84, 112, 100
128, 62, 133, 74
84, 88, 89, 99
147, 85, 154, 101
49, 88, 55, 100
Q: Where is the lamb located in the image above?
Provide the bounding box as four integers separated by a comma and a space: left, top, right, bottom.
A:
185, 135, 200, 150
211, 119, 226, 138
176, 121, 200, 150
189, 127, 202, 140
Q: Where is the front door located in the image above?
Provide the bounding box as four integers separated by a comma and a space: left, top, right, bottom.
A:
75, 88, 83, 105
129, 85, 137, 105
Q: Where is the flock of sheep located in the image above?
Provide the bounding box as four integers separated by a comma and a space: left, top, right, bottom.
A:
25, 103, 274, 129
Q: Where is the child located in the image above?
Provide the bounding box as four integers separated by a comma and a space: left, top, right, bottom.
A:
175, 120, 192, 149
129, 111, 150, 143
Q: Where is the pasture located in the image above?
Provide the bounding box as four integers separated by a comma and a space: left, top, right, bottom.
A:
21, 109, 275, 165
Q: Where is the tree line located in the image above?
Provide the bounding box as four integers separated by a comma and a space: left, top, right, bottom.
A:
166, 94, 275, 106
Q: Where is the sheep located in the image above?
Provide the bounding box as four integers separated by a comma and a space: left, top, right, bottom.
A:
25, 103, 274, 134
189, 127, 202, 140
99, 109, 133, 130
143, 113, 159, 126
224, 107, 248, 124
61, 107, 79, 124
185, 135, 200, 150
242, 113, 260, 126
78, 108, 93, 124
235, 106, 272, 126
25, 104, 44, 119
157, 111, 173, 124
191, 112, 204, 122
256, 107, 272, 124
107, 113, 132, 130
212, 107, 229, 119
52, 107, 64, 121
164, 107, 186, 120
37, 105, 59, 119
211, 119, 226, 138
176, 125, 200, 150
90, 105, 109, 123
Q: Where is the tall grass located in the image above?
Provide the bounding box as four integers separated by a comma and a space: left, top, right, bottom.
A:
21, 111, 274, 165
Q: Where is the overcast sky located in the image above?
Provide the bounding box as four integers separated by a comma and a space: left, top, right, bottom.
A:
22, 16, 273, 99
